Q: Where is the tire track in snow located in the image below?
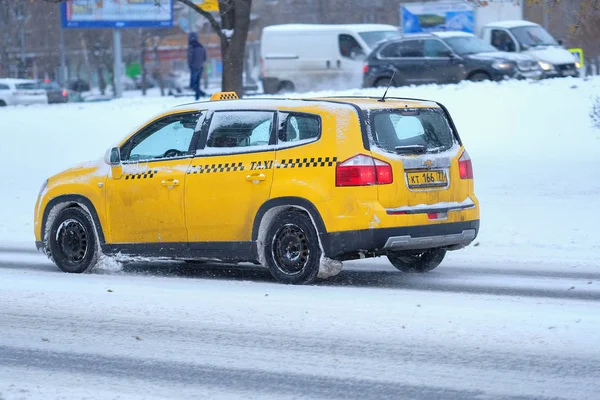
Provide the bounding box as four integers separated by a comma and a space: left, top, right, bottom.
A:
0, 251, 599, 301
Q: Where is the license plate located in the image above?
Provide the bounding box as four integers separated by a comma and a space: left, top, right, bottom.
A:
406, 170, 448, 188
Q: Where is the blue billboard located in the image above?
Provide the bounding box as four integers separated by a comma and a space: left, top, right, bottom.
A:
401, 1, 475, 34
61, 0, 173, 29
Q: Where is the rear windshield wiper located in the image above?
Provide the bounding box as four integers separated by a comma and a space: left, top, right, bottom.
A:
394, 145, 426, 154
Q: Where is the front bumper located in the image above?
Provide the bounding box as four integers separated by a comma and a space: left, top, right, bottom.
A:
321, 220, 480, 260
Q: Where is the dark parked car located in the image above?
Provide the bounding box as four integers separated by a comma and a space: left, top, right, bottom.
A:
37, 80, 83, 104
363, 32, 542, 88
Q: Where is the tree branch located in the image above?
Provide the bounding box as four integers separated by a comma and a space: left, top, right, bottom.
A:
176, 0, 227, 43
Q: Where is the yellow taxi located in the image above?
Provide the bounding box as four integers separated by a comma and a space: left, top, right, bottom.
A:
34, 92, 479, 284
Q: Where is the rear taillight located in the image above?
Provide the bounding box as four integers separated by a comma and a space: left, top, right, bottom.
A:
62, 89, 68, 97
260, 57, 265, 78
336, 154, 393, 187
459, 150, 473, 179
363, 63, 369, 74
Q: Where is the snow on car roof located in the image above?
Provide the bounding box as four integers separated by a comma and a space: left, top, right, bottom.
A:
484, 20, 539, 29
262, 24, 398, 33
431, 31, 475, 38
172, 97, 439, 113
0, 78, 37, 84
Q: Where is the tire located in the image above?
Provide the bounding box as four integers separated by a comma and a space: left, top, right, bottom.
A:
263, 210, 321, 284
374, 77, 393, 88
0, 100, 6, 107
278, 81, 295, 94
48, 207, 99, 273
468, 72, 491, 82
387, 249, 446, 273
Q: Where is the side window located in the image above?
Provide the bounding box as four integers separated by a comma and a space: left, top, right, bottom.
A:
399, 40, 424, 57
339, 34, 365, 59
15, 83, 36, 90
381, 40, 423, 58
278, 113, 321, 144
424, 39, 451, 57
205, 111, 274, 150
0, 84, 9, 90
491, 30, 516, 52
124, 112, 201, 162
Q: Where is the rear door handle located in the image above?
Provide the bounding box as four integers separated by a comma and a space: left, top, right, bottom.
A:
161, 179, 180, 187
246, 173, 266, 182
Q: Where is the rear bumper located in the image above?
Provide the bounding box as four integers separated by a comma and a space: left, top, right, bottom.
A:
321, 220, 480, 260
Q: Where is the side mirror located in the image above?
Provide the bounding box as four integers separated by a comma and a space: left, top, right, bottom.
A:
104, 146, 121, 166
557, 39, 563, 46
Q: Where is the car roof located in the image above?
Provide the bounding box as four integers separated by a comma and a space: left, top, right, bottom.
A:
173, 97, 440, 113
484, 20, 539, 29
431, 31, 475, 38
263, 24, 398, 34
0, 78, 36, 84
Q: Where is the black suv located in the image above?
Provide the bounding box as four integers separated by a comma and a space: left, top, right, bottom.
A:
363, 32, 542, 87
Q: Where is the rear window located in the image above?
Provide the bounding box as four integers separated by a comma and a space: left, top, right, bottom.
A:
367, 108, 456, 154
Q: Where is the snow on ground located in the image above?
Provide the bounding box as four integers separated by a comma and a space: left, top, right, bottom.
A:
1, 77, 599, 269
1, 78, 600, 398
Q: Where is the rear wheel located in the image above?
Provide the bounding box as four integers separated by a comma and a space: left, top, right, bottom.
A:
263, 211, 321, 284
278, 81, 295, 94
0, 100, 6, 107
387, 249, 446, 273
374, 77, 394, 88
468, 72, 491, 82
48, 207, 99, 273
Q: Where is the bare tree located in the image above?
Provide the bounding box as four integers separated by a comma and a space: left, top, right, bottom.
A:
44, 0, 253, 96
178, 0, 252, 96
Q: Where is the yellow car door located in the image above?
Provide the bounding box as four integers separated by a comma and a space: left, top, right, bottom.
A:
105, 111, 204, 246
185, 110, 276, 252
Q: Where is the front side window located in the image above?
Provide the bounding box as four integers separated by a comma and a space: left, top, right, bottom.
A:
15, 83, 36, 90
205, 111, 275, 151
339, 34, 365, 59
424, 39, 451, 57
124, 112, 201, 162
0, 84, 9, 90
368, 108, 455, 154
278, 113, 321, 144
490, 30, 516, 52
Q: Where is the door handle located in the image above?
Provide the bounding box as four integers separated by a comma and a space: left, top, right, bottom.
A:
161, 179, 180, 187
337, 60, 341, 68
246, 173, 266, 182
326, 60, 331, 69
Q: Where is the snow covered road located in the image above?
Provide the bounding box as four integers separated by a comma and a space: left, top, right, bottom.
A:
1, 251, 600, 399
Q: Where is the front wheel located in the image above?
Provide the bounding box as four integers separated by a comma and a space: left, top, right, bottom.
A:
263, 211, 321, 284
387, 249, 446, 273
48, 207, 99, 273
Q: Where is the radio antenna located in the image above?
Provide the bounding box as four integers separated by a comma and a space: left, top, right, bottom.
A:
378, 70, 396, 103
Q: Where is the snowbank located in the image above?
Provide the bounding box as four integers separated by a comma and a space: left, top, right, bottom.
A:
1, 77, 599, 269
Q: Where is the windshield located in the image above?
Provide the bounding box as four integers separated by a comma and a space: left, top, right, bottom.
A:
444, 36, 498, 55
359, 30, 401, 49
368, 108, 455, 154
510, 26, 558, 47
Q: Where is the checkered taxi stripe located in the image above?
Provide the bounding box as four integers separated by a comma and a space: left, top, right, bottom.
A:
277, 157, 337, 168
188, 162, 245, 174
124, 170, 158, 180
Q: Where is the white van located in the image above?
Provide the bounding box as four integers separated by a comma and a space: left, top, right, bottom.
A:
260, 24, 401, 94
481, 20, 578, 78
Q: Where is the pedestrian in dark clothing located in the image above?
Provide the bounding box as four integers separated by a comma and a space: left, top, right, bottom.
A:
188, 32, 207, 100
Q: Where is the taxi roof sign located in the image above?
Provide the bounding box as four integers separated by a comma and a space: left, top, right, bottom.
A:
210, 92, 239, 101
